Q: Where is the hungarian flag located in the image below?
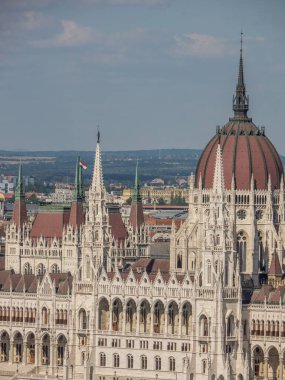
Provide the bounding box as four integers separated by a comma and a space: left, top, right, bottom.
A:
79, 161, 88, 170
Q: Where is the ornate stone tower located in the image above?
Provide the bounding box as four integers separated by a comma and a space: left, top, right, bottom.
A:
82, 131, 111, 273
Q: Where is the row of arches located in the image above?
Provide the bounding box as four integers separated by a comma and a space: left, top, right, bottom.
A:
23, 262, 60, 275
0, 331, 67, 366
251, 319, 285, 337
97, 298, 193, 336
0, 307, 68, 326
253, 345, 284, 379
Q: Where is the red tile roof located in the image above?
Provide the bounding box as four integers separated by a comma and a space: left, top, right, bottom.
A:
107, 205, 128, 241
69, 201, 84, 228
268, 252, 283, 277
30, 209, 70, 239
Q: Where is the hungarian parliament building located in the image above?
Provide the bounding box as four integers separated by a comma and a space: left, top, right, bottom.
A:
1, 43, 285, 380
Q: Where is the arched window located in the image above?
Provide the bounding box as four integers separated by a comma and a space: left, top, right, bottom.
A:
258, 231, 265, 271
177, 254, 182, 269
37, 263, 46, 276
24, 262, 32, 275
79, 309, 88, 330
113, 353, 120, 368
51, 264, 59, 273
141, 355, 147, 370
207, 260, 211, 284
127, 354, 133, 369
202, 360, 207, 374
237, 231, 247, 272
42, 307, 49, 325
86, 256, 91, 279
201, 315, 208, 337
169, 357, 175, 372
155, 356, 161, 371
100, 353, 106, 367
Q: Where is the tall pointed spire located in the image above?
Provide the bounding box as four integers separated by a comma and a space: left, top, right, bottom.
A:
130, 161, 144, 230
72, 157, 82, 201
15, 163, 25, 201
213, 144, 225, 193
132, 160, 141, 203
69, 157, 84, 227
91, 128, 104, 195
12, 163, 27, 226
232, 32, 250, 121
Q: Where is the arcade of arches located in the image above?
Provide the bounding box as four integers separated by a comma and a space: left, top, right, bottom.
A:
0, 331, 67, 366
97, 298, 192, 336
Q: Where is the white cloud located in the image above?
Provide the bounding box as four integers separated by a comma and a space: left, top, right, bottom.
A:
21, 11, 54, 30
31, 20, 146, 50
173, 33, 235, 58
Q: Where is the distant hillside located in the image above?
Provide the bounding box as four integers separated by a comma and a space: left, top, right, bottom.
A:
0, 148, 284, 189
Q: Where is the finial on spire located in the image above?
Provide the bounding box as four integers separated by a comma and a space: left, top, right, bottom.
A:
73, 156, 82, 201
231, 33, 251, 121
15, 162, 25, 200
97, 126, 100, 144
132, 160, 141, 203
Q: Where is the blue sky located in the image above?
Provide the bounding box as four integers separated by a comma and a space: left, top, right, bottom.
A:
0, 0, 285, 153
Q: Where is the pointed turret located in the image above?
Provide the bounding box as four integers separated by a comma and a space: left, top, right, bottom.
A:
232, 33, 250, 121
12, 163, 27, 227
130, 161, 144, 230
69, 157, 84, 227
268, 252, 283, 280
213, 144, 225, 194
91, 129, 104, 195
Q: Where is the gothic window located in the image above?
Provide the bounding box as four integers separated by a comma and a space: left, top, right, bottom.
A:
237, 231, 247, 272
206, 260, 211, 284
79, 309, 88, 330
42, 307, 49, 325
258, 231, 265, 271
127, 354, 133, 369
141, 355, 147, 369
237, 209, 247, 220
256, 210, 263, 220
200, 315, 208, 337
113, 353, 120, 368
95, 231, 99, 241
51, 264, 59, 274
169, 357, 175, 372
202, 360, 207, 374
24, 262, 32, 275
225, 259, 229, 286
177, 254, 182, 269
37, 263, 46, 276
86, 256, 90, 279
100, 352, 106, 367
155, 356, 161, 371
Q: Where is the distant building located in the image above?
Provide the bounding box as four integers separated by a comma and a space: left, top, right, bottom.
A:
0, 174, 35, 194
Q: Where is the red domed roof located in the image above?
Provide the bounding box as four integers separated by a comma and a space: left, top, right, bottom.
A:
195, 41, 283, 191
196, 121, 283, 190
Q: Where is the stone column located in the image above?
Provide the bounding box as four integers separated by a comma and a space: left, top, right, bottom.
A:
109, 303, 113, 332
264, 356, 269, 380
251, 355, 255, 379
122, 304, 126, 334
23, 342, 27, 364
9, 342, 13, 364
150, 306, 154, 336
95, 306, 99, 331
136, 306, 140, 335
179, 310, 182, 337
164, 307, 168, 336
280, 357, 284, 380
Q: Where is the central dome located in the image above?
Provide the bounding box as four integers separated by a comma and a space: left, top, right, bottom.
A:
196, 45, 283, 190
